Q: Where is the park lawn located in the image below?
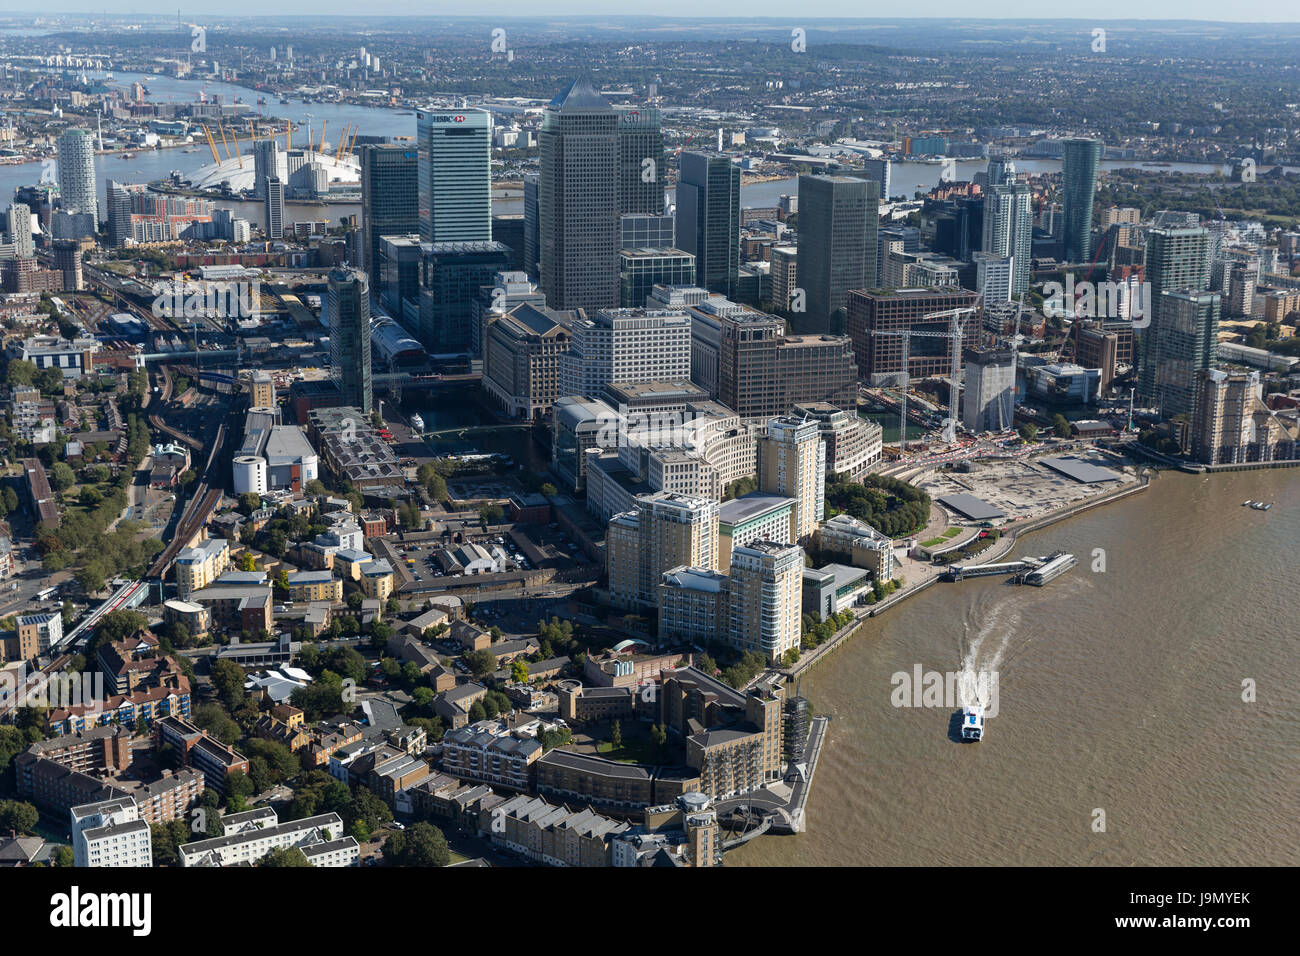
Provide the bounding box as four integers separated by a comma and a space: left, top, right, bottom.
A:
942, 527, 963, 539
596, 737, 660, 765
921, 537, 945, 548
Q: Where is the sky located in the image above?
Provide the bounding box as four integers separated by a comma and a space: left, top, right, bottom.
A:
2, 3, 1298, 24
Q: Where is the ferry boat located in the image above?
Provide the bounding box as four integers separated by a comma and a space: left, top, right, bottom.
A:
1022, 551, 1077, 586
409, 412, 425, 432
959, 705, 985, 742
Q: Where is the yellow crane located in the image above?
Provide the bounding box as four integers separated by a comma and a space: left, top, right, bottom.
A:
347, 126, 360, 160
335, 124, 349, 161
231, 129, 243, 168
318, 119, 327, 158
201, 124, 221, 164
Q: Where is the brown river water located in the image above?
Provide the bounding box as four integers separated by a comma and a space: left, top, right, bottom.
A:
730, 468, 1299, 866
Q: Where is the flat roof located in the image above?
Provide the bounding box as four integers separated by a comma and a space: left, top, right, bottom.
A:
718, 493, 794, 528
1039, 456, 1123, 484
937, 493, 1006, 521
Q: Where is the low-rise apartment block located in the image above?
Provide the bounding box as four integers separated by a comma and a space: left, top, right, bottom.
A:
179, 810, 358, 867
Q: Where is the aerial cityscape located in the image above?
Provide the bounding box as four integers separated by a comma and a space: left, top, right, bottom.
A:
0, 7, 1293, 897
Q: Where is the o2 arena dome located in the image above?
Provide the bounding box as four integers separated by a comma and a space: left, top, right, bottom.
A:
186, 147, 361, 194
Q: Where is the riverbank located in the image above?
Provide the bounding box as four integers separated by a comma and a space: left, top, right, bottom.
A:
782, 466, 1152, 682
731, 464, 1298, 866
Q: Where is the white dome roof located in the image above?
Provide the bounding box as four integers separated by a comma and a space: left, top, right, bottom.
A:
186, 150, 361, 193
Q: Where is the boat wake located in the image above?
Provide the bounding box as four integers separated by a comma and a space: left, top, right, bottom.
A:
956, 599, 1018, 708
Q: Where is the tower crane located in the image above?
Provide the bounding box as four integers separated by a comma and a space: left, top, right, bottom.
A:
871, 307, 977, 451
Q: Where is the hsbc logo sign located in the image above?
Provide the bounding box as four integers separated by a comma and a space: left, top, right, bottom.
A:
426, 113, 472, 124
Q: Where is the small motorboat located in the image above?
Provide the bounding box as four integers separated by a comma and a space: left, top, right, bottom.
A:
959, 704, 985, 742
1243, 500, 1254, 507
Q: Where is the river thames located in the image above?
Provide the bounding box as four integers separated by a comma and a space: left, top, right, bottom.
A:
730, 468, 1299, 867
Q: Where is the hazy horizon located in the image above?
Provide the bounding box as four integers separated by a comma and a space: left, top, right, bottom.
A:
2, 5, 1299, 25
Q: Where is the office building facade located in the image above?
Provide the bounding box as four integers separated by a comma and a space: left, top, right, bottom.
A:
676, 152, 740, 298
539, 80, 620, 310
360, 145, 419, 298
417, 108, 492, 242
327, 268, 373, 415
797, 174, 879, 333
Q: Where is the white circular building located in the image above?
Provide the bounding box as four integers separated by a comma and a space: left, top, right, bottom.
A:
232, 455, 268, 495
186, 149, 360, 194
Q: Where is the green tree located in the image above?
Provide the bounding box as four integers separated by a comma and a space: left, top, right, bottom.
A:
610, 720, 622, 750
258, 847, 313, 867
1051, 414, 1072, 438
48, 462, 75, 492
4, 358, 37, 386
51, 845, 75, 867
0, 800, 39, 834
383, 821, 449, 867
465, 649, 496, 679
510, 660, 530, 684
1018, 422, 1039, 442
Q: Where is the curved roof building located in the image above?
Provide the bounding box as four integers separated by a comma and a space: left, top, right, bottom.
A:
185, 150, 360, 194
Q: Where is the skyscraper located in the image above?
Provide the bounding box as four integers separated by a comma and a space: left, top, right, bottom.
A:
981, 176, 1032, 295
1061, 138, 1102, 263
264, 177, 285, 240
539, 80, 619, 310
758, 416, 826, 542
522, 173, 540, 279
252, 138, 284, 200
104, 182, 132, 248
1139, 226, 1211, 410
417, 241, 511, 353
797, 174, 879, 333
962, 347, 1017, 433
7, 202, 34, 258
56, 128, 97, 221
327, 268, 373, 415
1145, 290, 1220, 420
416, 108, 492, 243
359, 144, 419, 298
860, 158, 891, 203
676, 151, 740, 299
616, 106, 665, 216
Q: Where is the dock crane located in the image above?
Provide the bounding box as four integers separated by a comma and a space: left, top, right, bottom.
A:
334, 124, 351, 161
346, 125, 360, 160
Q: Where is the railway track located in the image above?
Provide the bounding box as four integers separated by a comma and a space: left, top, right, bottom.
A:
147, 485, 221, 579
